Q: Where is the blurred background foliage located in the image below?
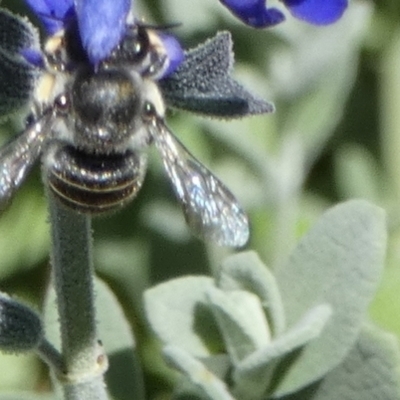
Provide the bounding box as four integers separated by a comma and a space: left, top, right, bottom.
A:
0, 0, 399, 397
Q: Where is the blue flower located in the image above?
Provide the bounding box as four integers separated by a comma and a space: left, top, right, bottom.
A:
219, 0, 285, 28
21, 48, 45, 68
25, 0, 183, 73
26, 0, 130, 64
74, 0, 131, 65
25, 0, 74, 34
219, 0, 348, 28
158, 33, 185, 78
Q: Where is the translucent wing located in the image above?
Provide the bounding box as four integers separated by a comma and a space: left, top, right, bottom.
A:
148, 117, 249, 247
0, 111, 53, 211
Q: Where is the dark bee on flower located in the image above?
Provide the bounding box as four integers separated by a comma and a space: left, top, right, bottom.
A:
0, 0, 273, 247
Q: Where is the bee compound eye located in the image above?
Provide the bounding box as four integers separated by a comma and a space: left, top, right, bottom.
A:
24, 113, 36, 127
55, 94, 69, 112
122, 26, 149, 60
142, 101, 157, 121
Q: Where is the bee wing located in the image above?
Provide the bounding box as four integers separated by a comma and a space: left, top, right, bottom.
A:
0, 111, 53, 210
149, 118, 249, 247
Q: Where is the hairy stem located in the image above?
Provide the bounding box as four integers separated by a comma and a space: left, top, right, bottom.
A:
48, 193, 108, 400
36, 338, 64, 376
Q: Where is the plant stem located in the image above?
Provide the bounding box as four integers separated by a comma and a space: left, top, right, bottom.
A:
48, 193, 108, 400
381, 28, 400, 201
36, 338, 64, 376
270, 136, 303, 270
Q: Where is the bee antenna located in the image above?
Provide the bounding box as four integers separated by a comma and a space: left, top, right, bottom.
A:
136, 21, 182, 31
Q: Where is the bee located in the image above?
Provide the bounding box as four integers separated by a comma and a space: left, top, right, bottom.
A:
0, 5, 273, 247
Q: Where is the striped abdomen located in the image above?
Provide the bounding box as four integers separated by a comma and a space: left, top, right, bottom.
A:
45, 144, 147, 214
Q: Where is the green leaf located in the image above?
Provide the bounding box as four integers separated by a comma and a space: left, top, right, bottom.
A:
381, 27, 400, 201
233, 304, 331, 400
0, 188, 48, 280
164, 345, 235, 400
274, 3, 373, 161
217, 251, 285, 336
207, 287, 270, 364
144, 276, 221, 357
310, 323, 400, 400
335, 145, 382, 202
281, 323, 400, 400
274, 200, 387, 396
95, 279, 145, 400
141, 200, 191, 243
0, 394, 54, 400
163, 0, 221, 35
0, 353, 42, 391
95, 238, 151, 314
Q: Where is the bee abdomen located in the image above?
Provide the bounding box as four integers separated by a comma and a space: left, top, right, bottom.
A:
45, 144, 146, 214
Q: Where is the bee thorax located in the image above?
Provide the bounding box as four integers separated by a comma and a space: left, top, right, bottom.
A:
71, 66, 142, 153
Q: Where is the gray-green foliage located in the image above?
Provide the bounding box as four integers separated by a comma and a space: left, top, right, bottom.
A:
0, 0, 399, 399
144, 201, 399, 399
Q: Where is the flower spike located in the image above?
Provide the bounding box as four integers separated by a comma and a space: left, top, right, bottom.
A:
219, 0, 285, 28
74, 0, 131, 65
283, 0, 348, 25
158, 33, 185, 77
25, 0, 74, 34
219, 0, 348, 28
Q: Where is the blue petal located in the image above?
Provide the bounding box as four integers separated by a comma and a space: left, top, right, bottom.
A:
74, 0, 131, 65
219, 0, 285, 28
158, 33, 184, 78
283, 0, 348, 25
25, 0, 74, 33
21, 48, 45, 68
